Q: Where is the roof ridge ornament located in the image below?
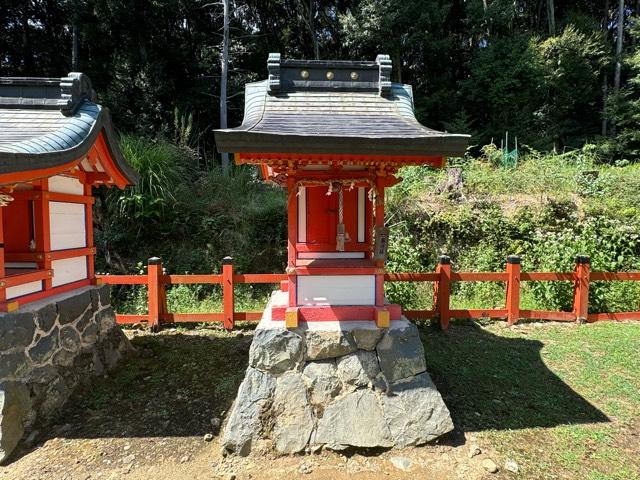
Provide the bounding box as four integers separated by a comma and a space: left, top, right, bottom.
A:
59, 72, 96, 116
375, 54, 392, 97
267, 53, 281, 95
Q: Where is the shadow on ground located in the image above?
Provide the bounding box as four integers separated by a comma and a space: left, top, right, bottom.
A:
419, 321, 609, 432
43, 331, 252, 439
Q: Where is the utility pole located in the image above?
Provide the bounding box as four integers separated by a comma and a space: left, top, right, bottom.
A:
220, 0, 230, 175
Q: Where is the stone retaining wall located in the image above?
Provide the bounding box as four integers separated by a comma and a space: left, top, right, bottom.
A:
222, 310, 454, 456
0, 286, 133, 462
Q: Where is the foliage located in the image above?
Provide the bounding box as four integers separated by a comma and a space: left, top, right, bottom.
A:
386, 148, 640, 313
2, 1, 638, 158
602, 18, 640, 162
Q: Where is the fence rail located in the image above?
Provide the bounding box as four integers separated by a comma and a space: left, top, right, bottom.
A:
96, 254, 640, 331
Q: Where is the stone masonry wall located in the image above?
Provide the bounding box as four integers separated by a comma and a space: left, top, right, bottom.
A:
222, 314, 454, 456
0, 286, 133, 462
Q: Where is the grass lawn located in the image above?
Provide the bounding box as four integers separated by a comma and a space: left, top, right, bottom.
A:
421, 320, 640, 480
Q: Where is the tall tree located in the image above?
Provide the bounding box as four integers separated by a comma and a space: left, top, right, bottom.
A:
220, 0, 231, 175
614, 0, 626, 92
547, 0, 556, 35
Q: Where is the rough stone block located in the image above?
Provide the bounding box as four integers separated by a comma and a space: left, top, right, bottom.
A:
34, 304, 57, 334
382, 373, 454, 446
304, 329, 357, 360
376, 323, 426, 383
28, 327, 59, 364
0, 353, 30, 381
59, 326, 81, 353
95, 308, 116, 336
0, 381, 32, 463
271, 372, 314, 454
314, 389, 392, 449
222, 367, 276, 456
302, 360, 341, 405
336, 350, 380, 388
90, 285, 110, 311
0, 313, 36, 351
249, 328, 304, 374
57, 290, 92, 325
351, 327, 384, 351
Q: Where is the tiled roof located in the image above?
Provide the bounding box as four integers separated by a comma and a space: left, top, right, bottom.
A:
215, 54, 469, 158
0, 73, 136, 183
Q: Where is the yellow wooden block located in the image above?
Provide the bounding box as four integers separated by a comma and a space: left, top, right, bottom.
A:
285, 308, 299, 329
6, 301, 20, 313
376, 309, 390, 328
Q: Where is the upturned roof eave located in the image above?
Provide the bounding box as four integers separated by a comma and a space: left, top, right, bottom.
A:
214, 129, 470, 158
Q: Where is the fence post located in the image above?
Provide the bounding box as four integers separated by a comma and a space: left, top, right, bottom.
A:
147, 257, 162, 331
223, 256, 235, 330
573, 255, 590, 323
506, 255, 521, 326
434, 255, 451, 330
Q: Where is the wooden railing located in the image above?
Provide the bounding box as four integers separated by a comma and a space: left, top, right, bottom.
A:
96, 254, 640, 330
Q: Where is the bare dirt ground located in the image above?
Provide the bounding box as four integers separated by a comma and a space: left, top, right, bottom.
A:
4, 321, 637, 479
0, 432, 502, 480
0, 327, 505, 480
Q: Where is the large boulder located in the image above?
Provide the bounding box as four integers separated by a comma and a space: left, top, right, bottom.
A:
0, 382, 32, 463
302, 360, 341, 405
249, 328, 304, 374
376, 322, 426, 383
382, 372, 454, 447
336, 350, 380, 388
222, 367, 276, 456
304, 329, 357, 360
271, 372, 314, 453
314, 389, 393, 450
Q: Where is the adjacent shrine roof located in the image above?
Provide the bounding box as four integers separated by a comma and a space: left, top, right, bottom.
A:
0, 73, 137, 186
214, 54, 470, 161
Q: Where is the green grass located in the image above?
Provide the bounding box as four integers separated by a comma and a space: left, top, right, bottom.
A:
421, 320, 640, 479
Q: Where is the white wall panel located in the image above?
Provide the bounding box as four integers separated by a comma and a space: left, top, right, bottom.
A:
51, 256, 87, 287
6, 280, 42, 300
298, 252, 365, 259
48, 175, 84, 195
298, 275, 375, 306
49, 202, 86, 250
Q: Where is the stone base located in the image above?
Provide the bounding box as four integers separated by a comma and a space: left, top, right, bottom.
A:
222, 300, 454, 456
0, 286, 133, 463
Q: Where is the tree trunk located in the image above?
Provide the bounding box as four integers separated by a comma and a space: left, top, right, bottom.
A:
310, 0, 319, 60
612, 0, 625, 135
547, 0, 556, 35
602, 79, 608, 135
220, 0, 230, 175
72, 24, 79, 70
614, 0, 625, 92
602, 0, 610, 136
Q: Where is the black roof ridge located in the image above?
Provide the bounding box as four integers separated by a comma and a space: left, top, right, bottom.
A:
0, 72, 97, 116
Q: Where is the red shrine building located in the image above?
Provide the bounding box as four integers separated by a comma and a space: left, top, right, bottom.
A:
0, 73, 137, 312
215, 54, 469, 328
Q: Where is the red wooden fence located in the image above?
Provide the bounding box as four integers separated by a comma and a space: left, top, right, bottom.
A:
96, 254, 640, 330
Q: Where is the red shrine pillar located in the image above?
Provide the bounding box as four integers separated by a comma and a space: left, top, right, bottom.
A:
374, 175, 389, 327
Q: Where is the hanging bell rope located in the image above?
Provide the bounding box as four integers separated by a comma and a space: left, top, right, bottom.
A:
287, 178, 375, 251
336, 183, 346, 251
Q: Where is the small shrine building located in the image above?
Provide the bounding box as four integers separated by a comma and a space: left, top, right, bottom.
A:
215, 54, 469, 327
0, 73, 137, 312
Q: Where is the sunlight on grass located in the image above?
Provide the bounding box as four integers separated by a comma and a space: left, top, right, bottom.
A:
422, 321, 640, 480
